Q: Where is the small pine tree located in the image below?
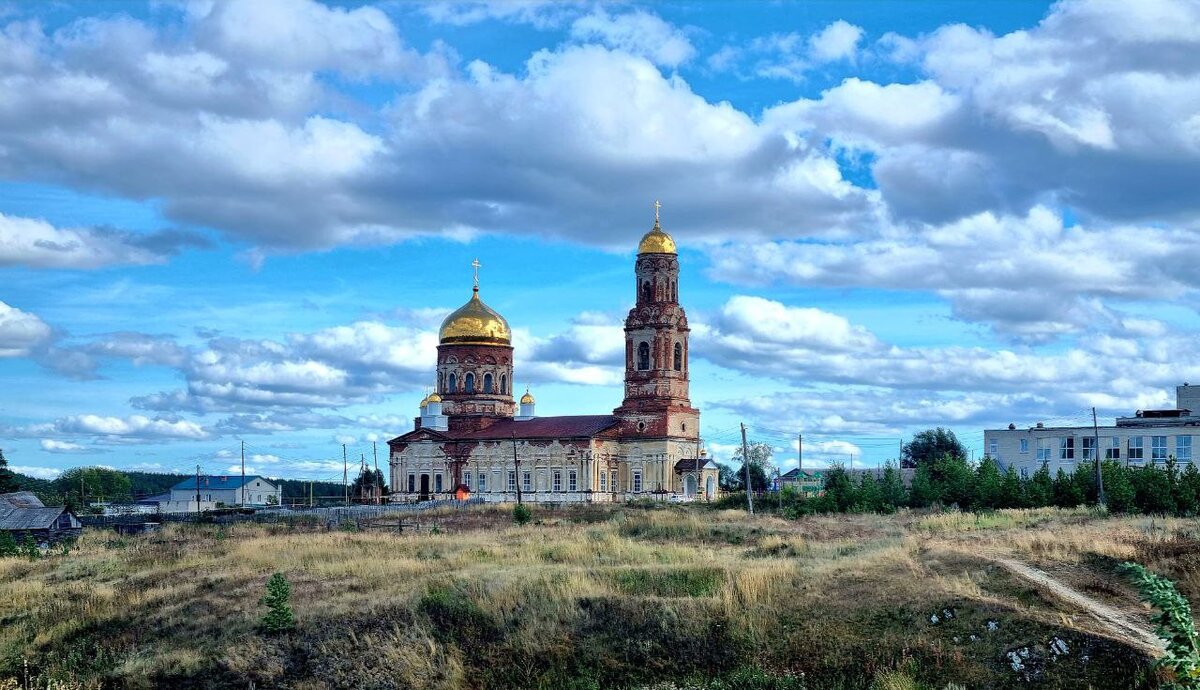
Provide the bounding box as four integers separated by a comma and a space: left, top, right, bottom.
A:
973, 456, 1003, 509
0, 531, 17, 558
512, 503, 532, 525
998, 466, 1024, 509
879, 463, 907, 513
260, 572, 295, 633
1027, 462, 1053, 508
1179, 463, 1200, 517
1103, 461, 1136, 514
1053, 468, 1083, 507
1121, 562, 1200, 689
856, 473, 883, 513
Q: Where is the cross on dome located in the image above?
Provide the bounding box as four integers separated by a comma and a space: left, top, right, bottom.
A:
471, 258, 481, 291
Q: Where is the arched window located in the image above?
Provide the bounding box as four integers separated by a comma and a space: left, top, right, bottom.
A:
437, 372, 443, 392
448, 373, 457, 392
483, 373, 493, 394
637, 342, 650, 370
673, 342, 683, 371
641, 281, 652, 303
500, 374, 507, 395
465, 372, 475, 393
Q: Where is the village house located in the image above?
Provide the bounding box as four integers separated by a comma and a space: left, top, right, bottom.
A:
159, 475, 284, 513
0, 491, 82, 544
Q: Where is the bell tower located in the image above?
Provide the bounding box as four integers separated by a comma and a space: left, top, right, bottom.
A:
614, 203, 699, 440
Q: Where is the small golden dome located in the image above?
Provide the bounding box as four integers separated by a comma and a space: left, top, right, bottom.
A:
439, 288, 512, 345
419, 394, 429, 409
427, 392, 442, 404
520, 388, 535, 405
638, 221, 676, 255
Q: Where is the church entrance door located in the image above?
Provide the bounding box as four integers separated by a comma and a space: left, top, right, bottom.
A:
419, 474, 430, 501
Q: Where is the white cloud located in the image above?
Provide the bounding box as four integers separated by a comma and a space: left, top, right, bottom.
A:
420, 1, 583, 29
39, 439, 91, 453
570, 10, 695, 68
52, 414, 209, 442
0, 212, 207, 269
807, 20, 864, 63
0, 301, 52, 357
11, 465, 61, 480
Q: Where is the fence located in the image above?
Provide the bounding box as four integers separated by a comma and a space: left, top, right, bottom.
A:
78, 498, 484, 529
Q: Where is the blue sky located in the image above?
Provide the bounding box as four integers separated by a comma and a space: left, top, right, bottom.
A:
1, 0, 1198, 482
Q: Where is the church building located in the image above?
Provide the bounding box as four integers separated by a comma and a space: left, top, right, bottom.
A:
387, 210, 719, 503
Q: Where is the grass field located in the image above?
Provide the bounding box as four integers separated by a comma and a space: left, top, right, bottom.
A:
1, 504, 1195, 689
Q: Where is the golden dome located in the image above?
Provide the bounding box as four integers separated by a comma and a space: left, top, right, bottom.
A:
638, 221, 676, 255
439, 288, 512, 345
520, 388, 535, 405
427, 391, 442, 404
419, 394, 429, 409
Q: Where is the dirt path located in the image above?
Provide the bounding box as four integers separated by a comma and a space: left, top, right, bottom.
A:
989, 556, 1164, 656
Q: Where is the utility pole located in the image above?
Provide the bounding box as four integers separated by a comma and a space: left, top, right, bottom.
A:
1093, 407, 1106, 507
195, 464, 201, 518
343, 444, 349, 506
309, 481, 313, 508
741, 423, 754, 516
798, 433, 803, 473
240, 440, 246, 508
512, 431, 523, 505
694, 434, 701, 500
373, 441, 380, 505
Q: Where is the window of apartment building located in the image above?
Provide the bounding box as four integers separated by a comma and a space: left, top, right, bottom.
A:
1152, 436, 1169, 463
1129, 436, 1144, 462
1177, 436, 1193, 463
522, 472, 532, 492
632, 470, 643, 493
507, 471, 516, 492
434, 473, 443, 493
1059, 437, 1075, 461
1036, 438, 1052, 462
1020, 439, 1029, 454
464, 471, 472, 491
1081, 436, 1096, 461
1106, 437, 1120, 460
553, 470, 562, 492
988, 439, 998, 457
479, 472, 487, 492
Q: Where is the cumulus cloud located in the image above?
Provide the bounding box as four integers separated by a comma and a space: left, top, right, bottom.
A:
11, 465, 62, 479
39, 439, 93, 453
807, 20, 864, 63
570, 9, 695, 68
710, 20, 865, 83
7, 414, 211, 443
0, 300, 52, 357
0, 213, 208, 269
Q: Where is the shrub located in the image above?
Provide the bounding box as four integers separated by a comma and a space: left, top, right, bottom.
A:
260, 572, 295, 633
1121, 561, 1200, 689
22, 534, 40, 561
0, 531, 17, 558
513, 503, 532, 525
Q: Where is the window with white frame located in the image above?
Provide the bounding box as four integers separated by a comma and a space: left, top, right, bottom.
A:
1081, 436, 1096, 461
600, 471, 608, 492
1020, 438, 1029, 454
479, 471, 488, 492
553, 470, 562, 492
611, 470, 618, 492
1036, 438, 1052, 462
1177, 436, 1193, 463
988, 439, 998, 457
632, 470, 643, 493
568, 470, 577, 492
1129, 436, 1144, 461
434, 473, 443, 493
1059, 437, 1075, 461
464, 471, 473, 491
1152, 436, 1169, 463
1106, 437, 1120, 460
508, 471, 516, 492
522, 472, 532, 492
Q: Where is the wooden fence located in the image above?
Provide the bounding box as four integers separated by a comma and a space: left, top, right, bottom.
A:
79, 498, 484, 530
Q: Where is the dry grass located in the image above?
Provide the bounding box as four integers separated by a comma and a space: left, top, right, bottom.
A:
0, 505, 1185, 689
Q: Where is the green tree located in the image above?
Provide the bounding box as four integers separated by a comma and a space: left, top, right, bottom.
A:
822, 465, 855, 512
1103, 461, 1136, 514
260, 572, 295, 633
1027, 462, 1053, 507
908, 463, 936, 508
1178, 463, 1200, 516
0, 531, 17, 558
21, 533, 39, 561
1133, 463, 1175, 515
998, 465, 1025, 509
856, 473, 883, 513
717, 463, 739, 491
0, 448, 19, 494
1070, 463, 1097, 506
930, 453, 975, 508
1121, 562, 1200, 689
902, 428, 968, 469
879, 463, 907, 512
512, 503, 532, 525
732, 442, 776, 492
973, 456, 1003, 509
1053, 468, 1083, 507
54, 467, 132, 510
350, 466, 387, 502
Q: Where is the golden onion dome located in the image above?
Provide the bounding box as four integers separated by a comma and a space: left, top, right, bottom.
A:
520, 388, 535, 405
427, 391, 442, 404
419, 394, 429, 409
439, 287, 512, 345
638, 219, 676, 255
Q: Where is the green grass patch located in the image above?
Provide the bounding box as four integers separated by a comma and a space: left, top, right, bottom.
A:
610, 567, 724, 598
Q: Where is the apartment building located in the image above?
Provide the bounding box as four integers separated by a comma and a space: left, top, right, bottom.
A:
984, 384, 1200, 478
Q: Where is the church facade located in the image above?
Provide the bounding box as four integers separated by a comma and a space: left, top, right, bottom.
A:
387, 213, 719, 503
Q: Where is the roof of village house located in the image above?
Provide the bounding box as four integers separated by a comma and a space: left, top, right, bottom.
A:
780, 468, 824, 479
0, 491, 74, 531
171, 475, 275, 491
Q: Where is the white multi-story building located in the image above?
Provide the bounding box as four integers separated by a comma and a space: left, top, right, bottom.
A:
985, 384, 1200, 478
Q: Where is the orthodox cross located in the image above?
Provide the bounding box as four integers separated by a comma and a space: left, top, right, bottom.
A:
471, 258, 481, 289
654, 199, 661, 225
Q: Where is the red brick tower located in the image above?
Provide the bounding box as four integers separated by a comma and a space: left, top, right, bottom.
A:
613, 205, 700, 440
